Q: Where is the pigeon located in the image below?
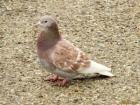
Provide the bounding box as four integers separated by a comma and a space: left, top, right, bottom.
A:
35, 16, 114, 86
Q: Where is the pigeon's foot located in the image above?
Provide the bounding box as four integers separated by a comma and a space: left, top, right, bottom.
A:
43, 74, 59, 82
53, 79, 69, 86
43, 74, 64, 81
43, 74, 69, 86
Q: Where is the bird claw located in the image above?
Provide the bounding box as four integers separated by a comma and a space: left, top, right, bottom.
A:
42, 74, 69, 86
43, 74, 58, 82
53, 79, 68, 86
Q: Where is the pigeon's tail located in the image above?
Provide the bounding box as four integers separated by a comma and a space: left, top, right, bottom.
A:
78, 60, 114, 77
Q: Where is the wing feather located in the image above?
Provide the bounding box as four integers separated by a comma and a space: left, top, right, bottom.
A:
51, 39, 90, 72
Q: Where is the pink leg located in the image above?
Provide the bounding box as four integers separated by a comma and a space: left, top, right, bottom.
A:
43, 74, 59, 82
43, 74, 69, 86
53, 79, 69, 86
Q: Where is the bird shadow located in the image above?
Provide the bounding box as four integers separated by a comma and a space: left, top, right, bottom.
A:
42, 74, 114, 87
73, 75, 111, 82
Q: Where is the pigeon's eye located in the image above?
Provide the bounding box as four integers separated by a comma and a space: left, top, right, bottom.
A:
44, 20, 48, 23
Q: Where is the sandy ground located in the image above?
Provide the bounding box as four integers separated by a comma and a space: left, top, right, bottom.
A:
0, 0, 140, 105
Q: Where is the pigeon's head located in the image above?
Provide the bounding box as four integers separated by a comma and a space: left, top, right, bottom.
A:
36, 16, 58, 32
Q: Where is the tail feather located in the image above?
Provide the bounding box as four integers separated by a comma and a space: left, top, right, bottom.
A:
78, 60, 114, 77
99, 71, 114, 77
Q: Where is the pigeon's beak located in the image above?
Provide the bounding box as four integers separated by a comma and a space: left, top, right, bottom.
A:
34, 21, 41, 28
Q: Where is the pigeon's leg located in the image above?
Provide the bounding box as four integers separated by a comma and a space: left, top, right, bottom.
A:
44, 74, 59, 82
54, 79, 69, 86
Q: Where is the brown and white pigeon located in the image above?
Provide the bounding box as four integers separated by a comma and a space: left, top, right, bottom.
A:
35, 16, 114, 86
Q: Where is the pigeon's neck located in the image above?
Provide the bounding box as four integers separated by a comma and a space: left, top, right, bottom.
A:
37, 31, 61, 51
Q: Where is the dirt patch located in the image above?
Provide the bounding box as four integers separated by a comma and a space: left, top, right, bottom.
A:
0, 0, 139, 105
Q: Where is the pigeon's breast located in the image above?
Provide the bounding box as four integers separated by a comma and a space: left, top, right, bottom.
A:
39, 58, 49, 68
38, 58, 54, 73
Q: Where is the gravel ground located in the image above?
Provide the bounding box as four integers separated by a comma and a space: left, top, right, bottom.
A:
0, 0, 140, 105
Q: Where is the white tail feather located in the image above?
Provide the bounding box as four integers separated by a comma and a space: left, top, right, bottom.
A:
78, 60, 114, 77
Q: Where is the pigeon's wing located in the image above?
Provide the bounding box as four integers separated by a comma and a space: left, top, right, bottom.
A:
51, 39, 90, 73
